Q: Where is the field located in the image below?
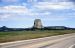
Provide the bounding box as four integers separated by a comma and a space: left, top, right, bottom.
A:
0, 30, 75, 43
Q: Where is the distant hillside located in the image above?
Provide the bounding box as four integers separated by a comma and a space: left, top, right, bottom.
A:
0, 26, 25, 31
0, 26, 75, 31
44, 26, 69, 30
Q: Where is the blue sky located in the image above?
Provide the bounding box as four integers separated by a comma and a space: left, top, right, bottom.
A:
0, 0, 75, 28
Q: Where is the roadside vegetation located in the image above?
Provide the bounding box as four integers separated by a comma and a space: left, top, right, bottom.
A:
0, 30, 75, 43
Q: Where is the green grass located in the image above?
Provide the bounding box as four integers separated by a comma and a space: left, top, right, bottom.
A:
0, 30, 75, 43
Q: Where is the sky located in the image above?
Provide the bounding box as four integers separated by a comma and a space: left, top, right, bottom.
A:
0, 0, 75, 28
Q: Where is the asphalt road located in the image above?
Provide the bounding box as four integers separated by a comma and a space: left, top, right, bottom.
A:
0, 33, 75, 48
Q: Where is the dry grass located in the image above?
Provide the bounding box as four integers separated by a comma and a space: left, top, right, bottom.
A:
0, 30, 75, 43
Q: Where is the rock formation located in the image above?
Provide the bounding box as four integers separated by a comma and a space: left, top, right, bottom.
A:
33, 19, 43, 29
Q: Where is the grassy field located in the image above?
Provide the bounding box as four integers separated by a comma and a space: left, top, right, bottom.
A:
0, 30, 75, 43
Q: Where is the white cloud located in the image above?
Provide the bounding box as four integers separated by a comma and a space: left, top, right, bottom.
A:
0, 5, 31, 20
27, 0, 37, 3
0, 5, 30, 14
42, 0, 69, 2
0, 1, 75, 21
42, 15, 75, 21
0, 5, 52, 20
34, 2, 75, 10
2, 0, 19, 2
0, 13, 11, 21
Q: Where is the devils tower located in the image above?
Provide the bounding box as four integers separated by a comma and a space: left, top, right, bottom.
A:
33, 19, 43, 29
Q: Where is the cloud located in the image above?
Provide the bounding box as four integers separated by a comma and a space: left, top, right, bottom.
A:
42, 17, 68, 21
0, 13, 11, 21
0, 4, 52, 20
38, 0, 74, 2
2, 0, 19, 2
0, 5, 30, 20
27, 0, 37, 3
0, 0, 75, 21
34, 2, 75, 10
0, 5, 29, 13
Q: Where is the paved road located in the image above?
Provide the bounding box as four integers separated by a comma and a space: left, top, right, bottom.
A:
0, 33, 75, 48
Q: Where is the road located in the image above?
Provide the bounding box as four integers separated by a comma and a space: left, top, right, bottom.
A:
0, 33, 75, 48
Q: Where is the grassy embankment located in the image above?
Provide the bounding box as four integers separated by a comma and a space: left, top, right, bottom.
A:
0, 30, 75, 43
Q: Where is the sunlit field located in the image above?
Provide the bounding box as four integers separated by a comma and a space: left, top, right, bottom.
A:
0, 30, 75, 43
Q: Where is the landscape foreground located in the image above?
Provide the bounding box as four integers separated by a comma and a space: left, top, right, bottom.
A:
0, 30, 75, 43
